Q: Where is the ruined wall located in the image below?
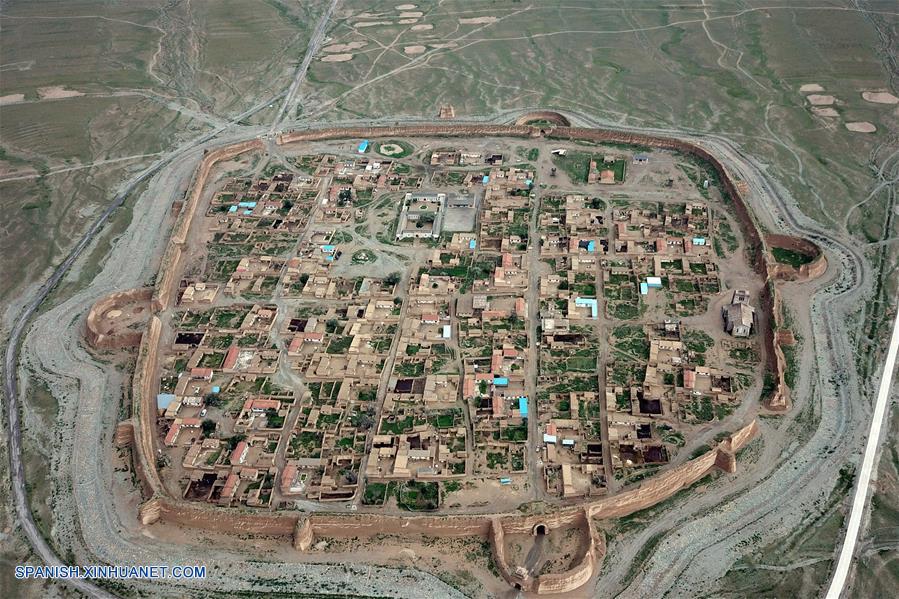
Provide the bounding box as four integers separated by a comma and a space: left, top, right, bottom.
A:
727, 419, 760, 450
587, 448, 717, 519
154, 140, 264, 310
766, 234, 827, 282
489, 519, 522, 589
156, 497, 298, 536
277, 125, 535, 146
532, 510, 599, 594
134, 420, 755, 595
309, 513, 492, 538
114, 420, 134, 448
762, 283, 791, 411
534, 540, 596, 594
144, 421, 758, 537
84, 287, 154, 349
513, 111, 572, 127
132, 316, 164, 498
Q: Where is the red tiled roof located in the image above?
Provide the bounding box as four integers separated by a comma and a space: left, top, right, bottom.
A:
191, 367, 213, 379
229, 441, 248, 465
223, 346, 239, 370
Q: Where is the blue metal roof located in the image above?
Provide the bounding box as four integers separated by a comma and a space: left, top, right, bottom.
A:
156, 393, 176, 410
574, 297, 598, 319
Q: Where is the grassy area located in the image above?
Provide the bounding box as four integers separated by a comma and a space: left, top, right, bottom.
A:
362, 481, 396, 505
375, 139, 414, 158
551, 151, 593, 183
771, 246, 815, 268
351, 249, 376, 264
396, 480, 440, 511
326, 335, 354, 354
683, 330, 714, 354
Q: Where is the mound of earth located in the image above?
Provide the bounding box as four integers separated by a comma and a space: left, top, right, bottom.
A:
404, 45, 426, 55
807, 94, 835, 106
324, 42, 367, 52
0, 93, 25, 105
861, 91, 899, 104
799, 83, 825, 93
321, 53, 354, 62
37, 86, 83, 99
459, 16, 497, 24
845, 121, 876, 133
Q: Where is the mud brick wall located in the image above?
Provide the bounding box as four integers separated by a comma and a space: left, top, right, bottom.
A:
84, 287, 154, 349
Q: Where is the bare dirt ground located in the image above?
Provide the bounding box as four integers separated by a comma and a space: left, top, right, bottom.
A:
36, 86, 84, 100
812, 107, 840, 118
807, 94, 836, 106
321, 53, 354, 62
846, 122, 877, 133
323, 42, 367, 53
861, 91, 899, 104
0, 93, 25, 105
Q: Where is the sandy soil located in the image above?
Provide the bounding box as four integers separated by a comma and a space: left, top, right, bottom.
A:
861, 91, 899, 104
404, 45, 426, 55
845, 121, 876, 133
807, 94, 835, 106
396, 4, 417, 10
411, 24, 433, 31
37, 86, 84, 100
0, 93, 25, 105
323, 41, 367, 53
799, 83, 824, 93
811, 107, 839, 118
430, 42, 458, 49
459, 16, 497, 24
356, 21, 392, 28
321, 53, 354, 62
399, 11, 423, 18
398, 18, 418, 24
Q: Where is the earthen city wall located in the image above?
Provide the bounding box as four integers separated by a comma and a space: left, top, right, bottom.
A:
124, 115, 783, 593
84, 287, 154, 349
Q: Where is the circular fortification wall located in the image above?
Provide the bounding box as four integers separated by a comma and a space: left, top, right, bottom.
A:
84, 287, 154, 349
766, 234, 827, 281
514, 111, 572, 127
